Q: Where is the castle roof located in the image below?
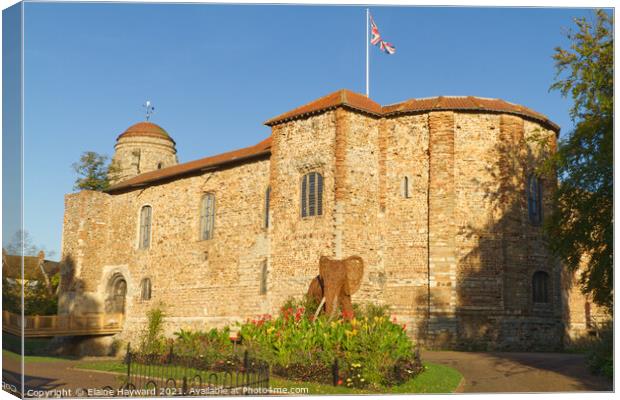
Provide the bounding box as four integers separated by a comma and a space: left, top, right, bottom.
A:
118, 121, 176, 144
107, 137, 271, 193
264, 89, 382, 125
382, 96, 560, 131
265, 89, 560, 132
107, 89, 559, 193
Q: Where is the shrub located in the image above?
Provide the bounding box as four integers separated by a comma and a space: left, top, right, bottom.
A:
173, 327, 235, 368
586, 323, 613, 380
138, 305, 167, 355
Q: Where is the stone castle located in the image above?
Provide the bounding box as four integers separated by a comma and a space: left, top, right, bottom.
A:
59, 89, 603, 351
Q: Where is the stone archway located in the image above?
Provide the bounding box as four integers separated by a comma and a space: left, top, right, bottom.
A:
105, 273, 127, 314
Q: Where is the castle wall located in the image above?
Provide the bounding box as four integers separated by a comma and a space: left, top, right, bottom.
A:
336, 111, 382, 307
61, 158, 270, 342
60, 103, 602, 352
59, 190, 112, 315
380, 114, 430, 336
563, 259, 610, 343
268, 112, 338, 309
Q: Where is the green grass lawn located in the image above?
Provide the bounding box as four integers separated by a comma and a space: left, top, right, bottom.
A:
2, 332, 54, 355
75, 359, 462, 394
2, 349, 77, 363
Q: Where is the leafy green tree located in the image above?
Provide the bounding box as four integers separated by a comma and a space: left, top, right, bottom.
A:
72, 151, 118, 191
542, 10, 612, 310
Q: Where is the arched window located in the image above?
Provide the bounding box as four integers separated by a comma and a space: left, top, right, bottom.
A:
200, 193, 215, 240
260, 260, 268, 295
403, 176, 411, 198
138, 205, 152, 249
532, 271, 550, 303
301, 172, 323, 218
140, 278, 152, 301
264, 187, 271, 228
157, 162, 163, 170
527, 175, 542, 225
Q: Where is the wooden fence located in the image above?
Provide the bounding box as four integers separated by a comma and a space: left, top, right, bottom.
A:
2, 310, 123, 337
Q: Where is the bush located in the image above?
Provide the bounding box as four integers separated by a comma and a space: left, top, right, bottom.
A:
238, 298, 422, 388
138, 306, 167, 355
173, 327, 235, 368
2, 277, 58, 315
586, 323, 613, 380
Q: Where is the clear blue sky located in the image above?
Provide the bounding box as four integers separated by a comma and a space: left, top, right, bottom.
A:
14, 3, 602, 259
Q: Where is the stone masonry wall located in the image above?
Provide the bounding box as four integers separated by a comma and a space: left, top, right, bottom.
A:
61, 105, 596, 351
380, 114, 430, 337
268, 112, 338, 310
111, 136, 178, 185
338, 111, 382, 307
426, 111, 458, 346
61, 158, 270, 342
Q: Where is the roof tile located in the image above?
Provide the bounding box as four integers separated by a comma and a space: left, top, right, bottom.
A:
264, 89, 382, 126
107, 90, 559, 192
107, 137, 271, 192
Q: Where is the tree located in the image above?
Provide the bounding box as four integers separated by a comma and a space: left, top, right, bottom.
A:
72, 151, 118, 191
542, 10, 613, 310
4, 229, 55, 258
2, 230, 59, 315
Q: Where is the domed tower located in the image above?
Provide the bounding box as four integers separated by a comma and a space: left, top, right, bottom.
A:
109, 122, 178, 185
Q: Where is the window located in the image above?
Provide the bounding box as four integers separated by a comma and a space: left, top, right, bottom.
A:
585, 302, 592, 329
138, 205, 152, 249
200, 193, 215, 240
260, 260, 268, 295
403, 176, 411, 198
527, 175, 542, 225
532, 271, 549, 303
140, 278, 152, 301
301, 172, 323, 218
264, 187, 271, 228
157, 162, 163, 169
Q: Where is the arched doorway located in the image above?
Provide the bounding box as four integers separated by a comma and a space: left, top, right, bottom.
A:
105, 273, 127, 314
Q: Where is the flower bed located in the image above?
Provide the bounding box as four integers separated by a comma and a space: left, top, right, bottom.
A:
238, 300, 423, 388
139, 300, 423, 389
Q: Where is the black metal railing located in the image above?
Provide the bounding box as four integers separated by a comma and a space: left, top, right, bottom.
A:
92, 344, 270, 396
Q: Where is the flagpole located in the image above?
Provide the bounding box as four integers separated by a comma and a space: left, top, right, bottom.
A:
366, 8, 369, 97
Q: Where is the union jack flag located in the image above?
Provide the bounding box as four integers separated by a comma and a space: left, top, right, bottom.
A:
369, 13, 396, 55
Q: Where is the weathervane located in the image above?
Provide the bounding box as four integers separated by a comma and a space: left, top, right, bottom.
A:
143, 100, 155, 121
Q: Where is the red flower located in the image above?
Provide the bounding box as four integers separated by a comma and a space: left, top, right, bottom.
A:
337, 379, 343, 385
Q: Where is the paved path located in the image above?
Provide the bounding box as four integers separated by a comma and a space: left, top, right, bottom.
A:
3, 355, 121, 397
422, 350, 613, 393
